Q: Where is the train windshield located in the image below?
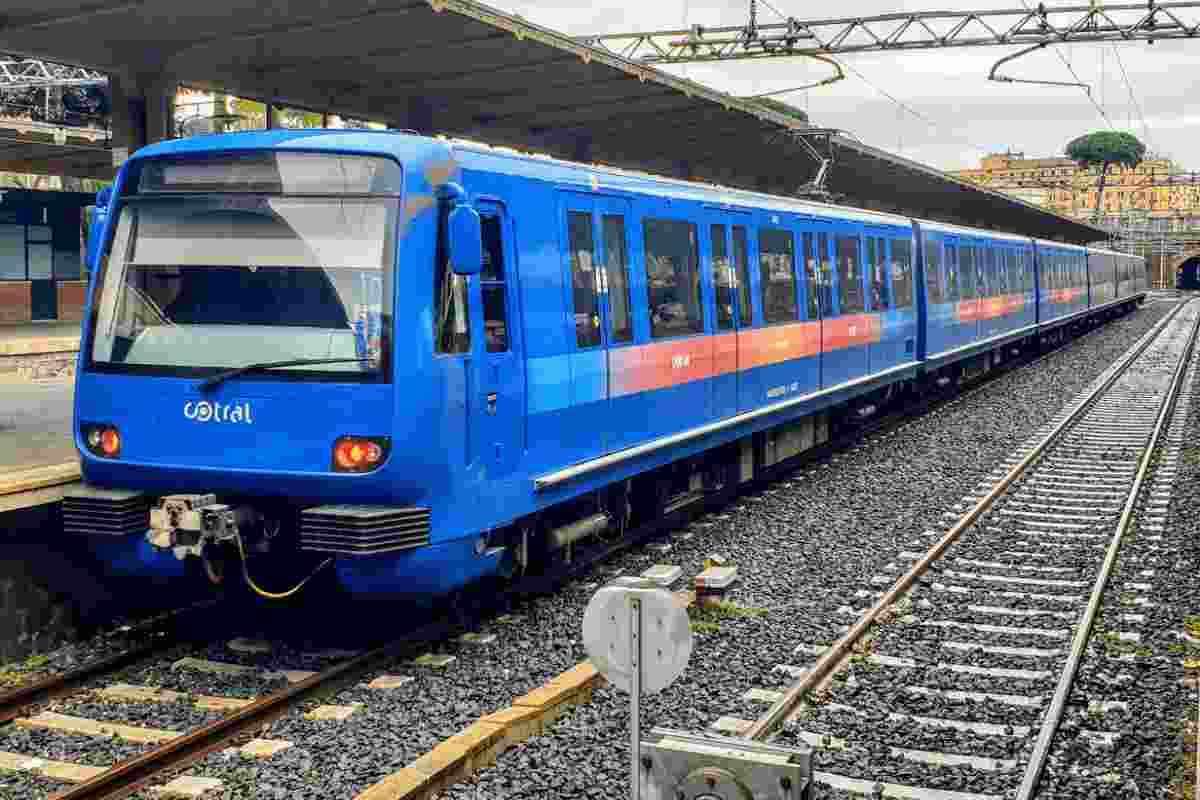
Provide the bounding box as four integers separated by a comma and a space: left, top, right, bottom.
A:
88, 152, 399, 379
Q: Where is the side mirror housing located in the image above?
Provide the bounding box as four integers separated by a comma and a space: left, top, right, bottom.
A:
447, 204, 483, 276
95, 186, 113, 209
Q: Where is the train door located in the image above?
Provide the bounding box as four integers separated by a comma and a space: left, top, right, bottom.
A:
468, 200, 526, 477
822, 225, 870, 388
863, 226, 899, 374
559, 192, 638, 455
704, 213, 749, 420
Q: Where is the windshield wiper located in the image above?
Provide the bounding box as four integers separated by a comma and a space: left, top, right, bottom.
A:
197, 358, 374, 393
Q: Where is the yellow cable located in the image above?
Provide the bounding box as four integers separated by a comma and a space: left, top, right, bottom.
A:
234, 535, 332, 600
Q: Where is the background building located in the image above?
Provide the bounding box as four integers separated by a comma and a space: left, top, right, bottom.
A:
953, 150, 1200, 231
954, 150, 1200, 287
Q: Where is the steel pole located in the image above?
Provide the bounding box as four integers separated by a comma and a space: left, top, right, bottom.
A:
630, 597, 641, 800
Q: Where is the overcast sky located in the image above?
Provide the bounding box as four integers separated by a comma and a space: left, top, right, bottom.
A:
497, 0, 1199, 173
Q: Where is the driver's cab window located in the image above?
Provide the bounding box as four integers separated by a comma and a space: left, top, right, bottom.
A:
435, 218, 470, 355
480, 215, 509, 353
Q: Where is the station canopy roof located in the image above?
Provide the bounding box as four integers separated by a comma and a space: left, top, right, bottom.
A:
0, 0, 1105, 243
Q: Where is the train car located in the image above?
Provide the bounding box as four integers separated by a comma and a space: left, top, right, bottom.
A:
1034, 240, 1090, 329
915, 222, 1036, 379
67, 129, 1145, 598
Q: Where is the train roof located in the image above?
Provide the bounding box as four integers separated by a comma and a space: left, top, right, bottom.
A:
124, 130, 1139, 260
448, 137, 916, 229
915, 218, 1031, 244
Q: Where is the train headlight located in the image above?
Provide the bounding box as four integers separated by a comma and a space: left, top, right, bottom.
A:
332, 436, 390, 473
82, 423, 121, 458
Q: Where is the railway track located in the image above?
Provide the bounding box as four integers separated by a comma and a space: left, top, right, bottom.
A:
735, 298, 1200, 798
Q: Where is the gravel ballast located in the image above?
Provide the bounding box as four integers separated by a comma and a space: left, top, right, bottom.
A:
97, 302, 1182, 800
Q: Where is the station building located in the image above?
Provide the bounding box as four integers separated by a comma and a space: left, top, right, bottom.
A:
0, 188, 94, 323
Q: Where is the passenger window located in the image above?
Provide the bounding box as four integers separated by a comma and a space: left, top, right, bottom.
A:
803, 232, 819, 319
480, 215, 509, 352
1024, 252, 1034, 291
944, 244, 958, 300
732, 226, 752, 325
817, 232, 833, 316
870, 236, 890, 310
644, 218, 703, 339
959, 246, 975, 299
435, 216, 470, 355
924, 235, 943, 304
758, 228, 798, 325
836, 235, 864, 313
892, 238, 913, 309
710, 224, 734, 331
602, 215, 633, 343
568, 211, 601, 349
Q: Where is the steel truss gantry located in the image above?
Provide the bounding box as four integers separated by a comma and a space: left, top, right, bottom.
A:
581, 2, 1200, 63
0, 57, 106, 90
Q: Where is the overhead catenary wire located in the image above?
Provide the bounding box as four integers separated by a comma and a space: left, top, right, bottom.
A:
1110, 43, 1154, 146
1012, 0, 1115, 128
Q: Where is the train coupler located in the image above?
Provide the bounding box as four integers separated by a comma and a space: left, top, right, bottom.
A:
147, 494, 261, 560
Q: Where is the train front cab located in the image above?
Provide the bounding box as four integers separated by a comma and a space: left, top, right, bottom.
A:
67, 132, 531, 596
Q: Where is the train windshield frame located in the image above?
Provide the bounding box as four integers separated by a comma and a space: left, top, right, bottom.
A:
86, 152, 400, 383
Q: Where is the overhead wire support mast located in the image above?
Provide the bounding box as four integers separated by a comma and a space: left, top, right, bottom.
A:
579, 1, 1200, 63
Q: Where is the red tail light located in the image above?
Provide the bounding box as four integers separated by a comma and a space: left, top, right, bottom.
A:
82, 423, 122, 458
332, 436, 389, 473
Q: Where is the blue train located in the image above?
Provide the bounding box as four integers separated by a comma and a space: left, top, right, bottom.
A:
68, 129, 1146, 597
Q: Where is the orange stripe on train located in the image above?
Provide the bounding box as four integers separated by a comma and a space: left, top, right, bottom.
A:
610, 315, 883, 397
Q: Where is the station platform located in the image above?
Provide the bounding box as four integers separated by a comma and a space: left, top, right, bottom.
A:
0, 321, 80, 512
0, 320, 81, 356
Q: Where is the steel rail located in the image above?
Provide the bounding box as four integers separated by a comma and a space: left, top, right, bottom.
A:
0, 600, 218, 726
742, 298, 1188, 741
1015, 301, 1200, 798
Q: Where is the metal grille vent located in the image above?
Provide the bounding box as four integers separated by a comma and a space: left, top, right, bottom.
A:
299, 505, 430, 557
61, 486, 149, 537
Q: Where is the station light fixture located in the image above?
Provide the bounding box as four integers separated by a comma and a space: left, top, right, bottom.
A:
332, 436, 390, 473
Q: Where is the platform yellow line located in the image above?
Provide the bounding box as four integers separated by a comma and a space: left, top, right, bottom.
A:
0, 462, 81, 497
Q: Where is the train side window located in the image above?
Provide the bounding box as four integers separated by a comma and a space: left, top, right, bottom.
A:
602, 215, 633, 343
480, 215, 509, 353
992, 249, 1005, 296
959, 246, 976, 299
817, 232, 833, 315
871, 236, 890, 310
836, 234, 865, 313
865, 238, 876, 309
568, 210, 601, 349
434, 224, 470, 355
803, 232, 819, 319
758, 228, 798, 324
732, 226, 753, 325
1024, 251, 1034, 292
980, 249, 991, 296
944, 243, 958, 300
892, 237, 913, 309
924, 235, 943, 303
710, 224, 734, 331
644, 218, 704, 339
